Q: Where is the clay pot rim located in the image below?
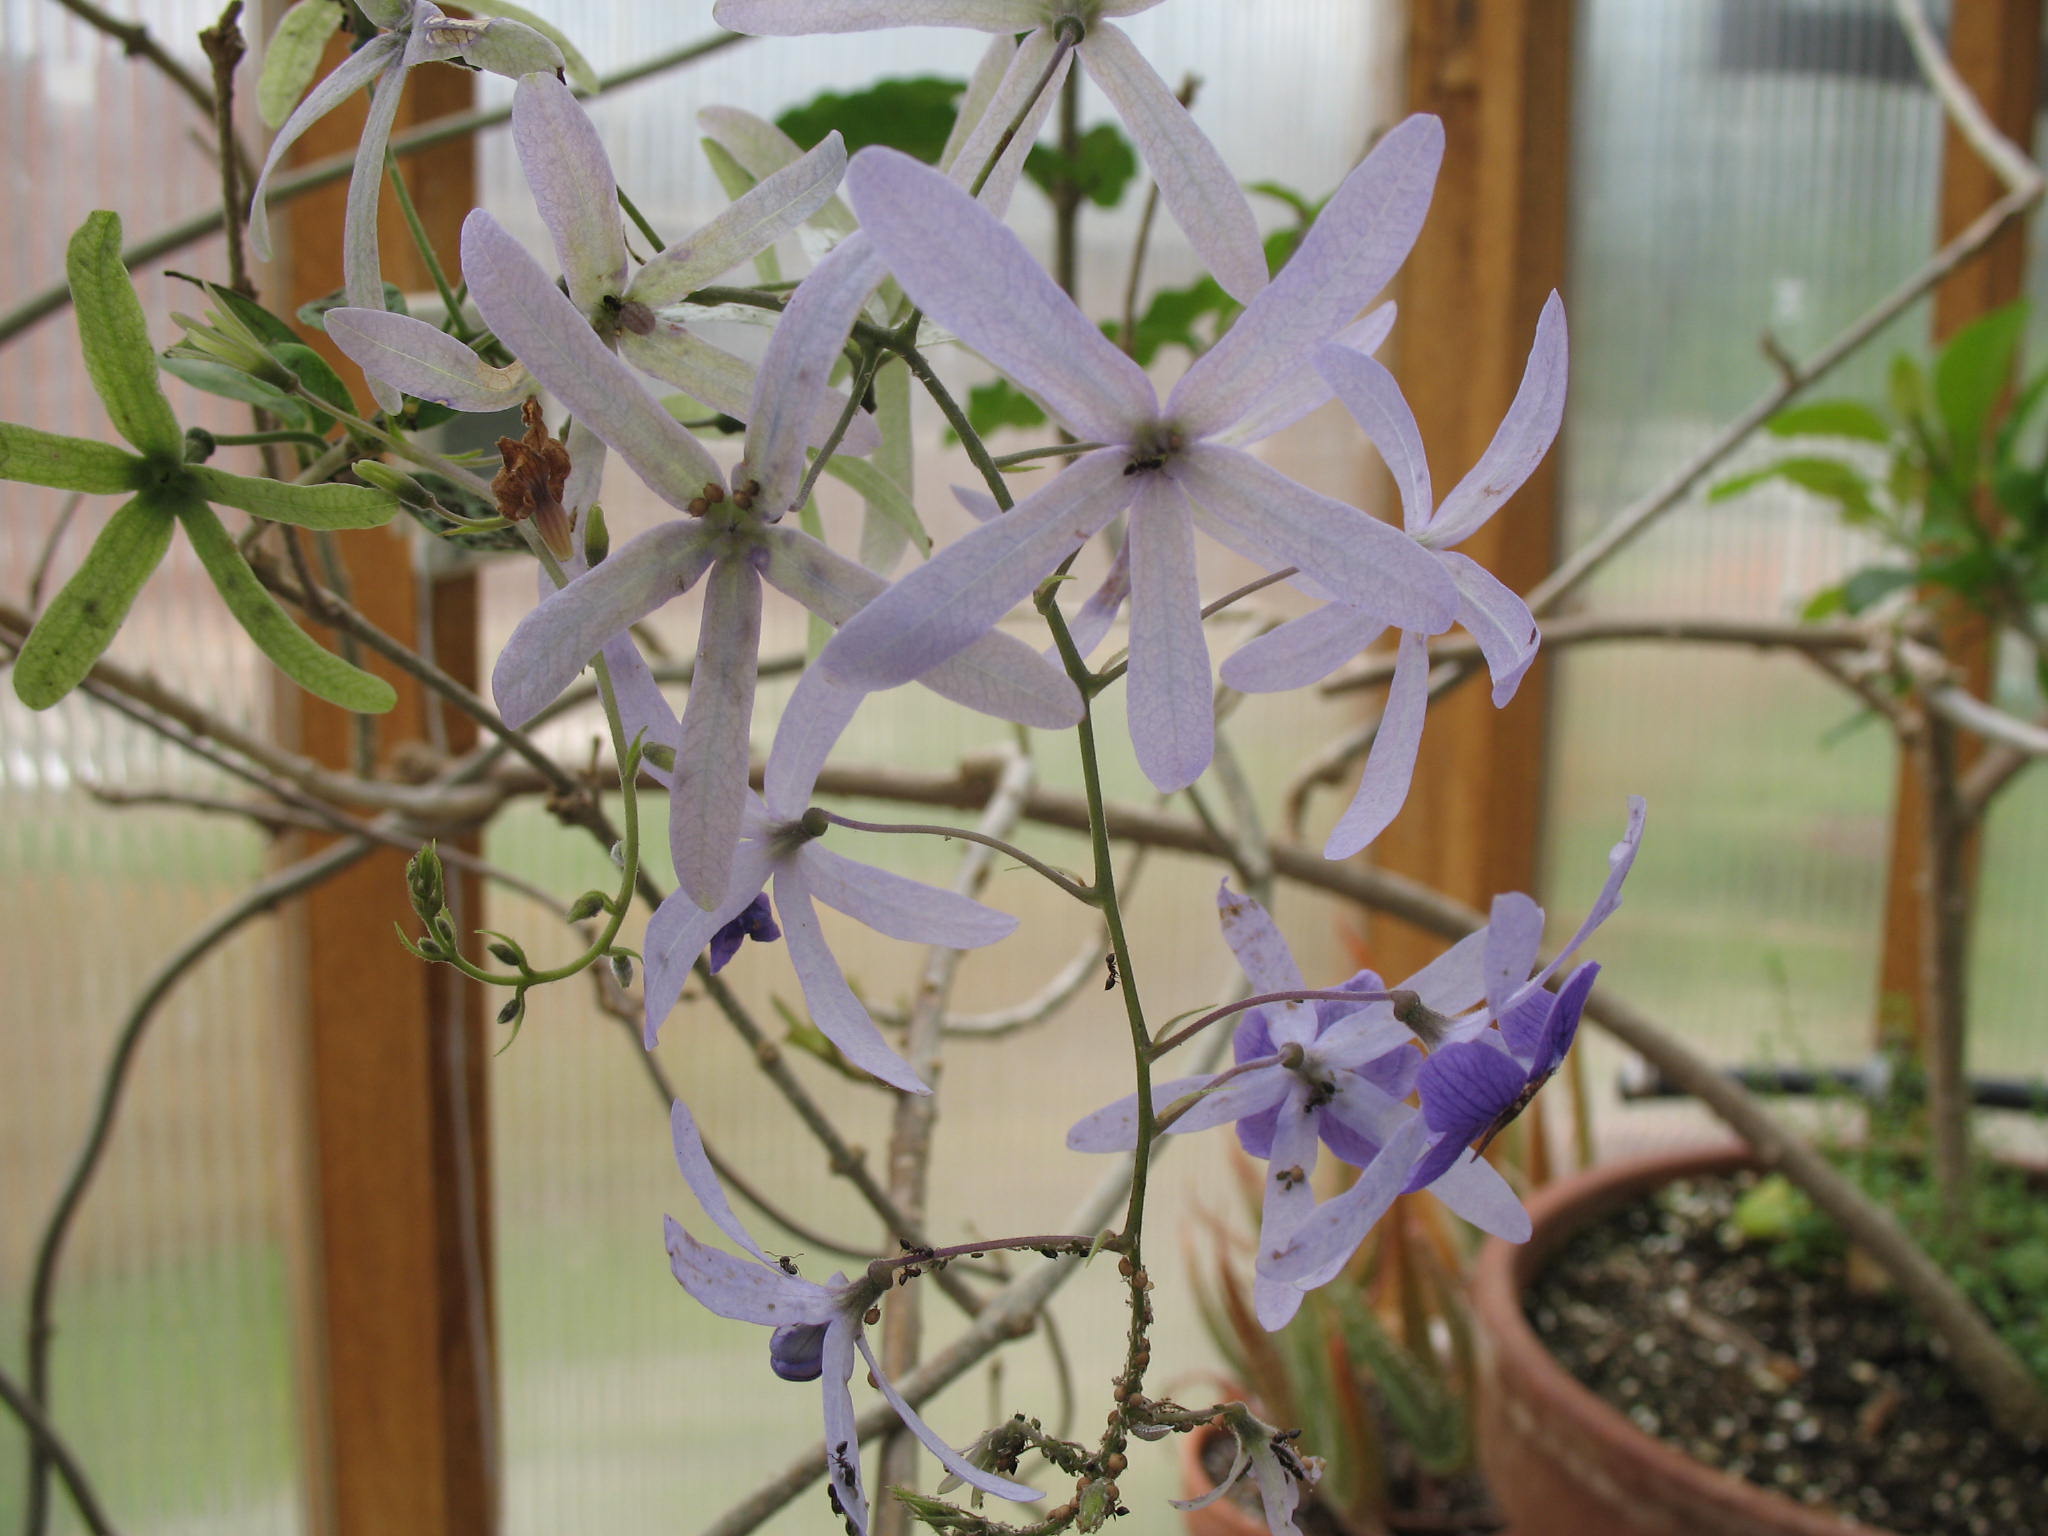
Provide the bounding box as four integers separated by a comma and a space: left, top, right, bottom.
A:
1471, 1141, 1899, 1536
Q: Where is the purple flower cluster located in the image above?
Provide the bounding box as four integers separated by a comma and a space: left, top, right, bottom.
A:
303, 9, 1642, 1528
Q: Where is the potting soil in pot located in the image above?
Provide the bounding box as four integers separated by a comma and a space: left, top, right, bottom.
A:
1524, 1171, 2047, 1535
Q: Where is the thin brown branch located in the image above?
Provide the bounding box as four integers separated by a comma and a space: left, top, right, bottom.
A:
196, 3, 250, 295
0, 1361, 122, 1536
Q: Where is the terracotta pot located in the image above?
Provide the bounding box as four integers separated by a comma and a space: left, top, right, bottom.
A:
1470, 1143, 1899, 1536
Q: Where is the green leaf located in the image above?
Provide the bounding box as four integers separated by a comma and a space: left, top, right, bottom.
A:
0, 422, 143, 493
1118, 276, 1233, 366
258, 0, 345, 127
1708, 456, 1878, 523
1765, 399, 1891, 444
1840, 565, 1916, 614
174, 493, 396, 712
776, 76, 966, 163
1801, 584, 1849, 621
12, 493, 175, 709
169, 271, 304, 348
1888, 353, 1926, 423
188, 466, 396, 530
1025, 122, 1139, 208
948, 378, 1047, 442
296, 281, 408, 331
160, 354, 310, 424
275, 342, 358, 420
1248, 179, 1317, 221
1933, 301, 2027, 465
67, 212, 183, 460
820, 453, 930, 557
456, 0, 599, 92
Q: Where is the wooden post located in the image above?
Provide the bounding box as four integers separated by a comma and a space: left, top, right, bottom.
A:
1369, 2, 1573, 1005
1874, 0, 2041, 1044
273, 39, 495, 1536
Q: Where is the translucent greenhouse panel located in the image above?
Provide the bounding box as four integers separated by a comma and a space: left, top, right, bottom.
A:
1551, 0, 1947, 1120
1, 5, 313, 1531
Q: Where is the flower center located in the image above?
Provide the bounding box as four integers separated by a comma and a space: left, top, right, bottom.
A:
1123, 425, 1185, 478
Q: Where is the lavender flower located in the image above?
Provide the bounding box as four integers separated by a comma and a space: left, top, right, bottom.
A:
640, 670, 1018, 1094
666, 1100, 1040, 1534
1261, 797, 1646, 1296
463, 206, 1079, 909
1066, 882, 1526, 1329
247, 2, 561, 408
819, 126, 1459, 792
1220, 295, 1568, 855
712, 0, 1271, 301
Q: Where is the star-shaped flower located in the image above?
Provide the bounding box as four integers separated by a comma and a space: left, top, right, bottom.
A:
640, 669, 1020, 1094
247, 1, 562, 408
1261, 797, 1646, 1295
1219, 294, 1568, 856
818, 125, 1459, 792
461, 204, 1079, 909
1065, 881, 1526, 1329
1, 214, 397, 713
713, 0, 1270, 302
666, 1100, 1041, 1534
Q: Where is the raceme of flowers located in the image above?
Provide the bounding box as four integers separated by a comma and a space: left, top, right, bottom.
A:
184, 14, 1645, 1535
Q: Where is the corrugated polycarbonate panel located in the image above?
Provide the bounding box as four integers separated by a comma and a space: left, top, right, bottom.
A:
470, 4, 1404, 1531
2, 3, 310, 1531
1550, 0, 1946, 1116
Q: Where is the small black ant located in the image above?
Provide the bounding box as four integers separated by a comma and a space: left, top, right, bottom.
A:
1275, 1165, 1306, 1190
1122, 454, 1165, 477
774, 1252, 802, 1275
831, 1440, 856, 1482
1104, 952, 1120, 991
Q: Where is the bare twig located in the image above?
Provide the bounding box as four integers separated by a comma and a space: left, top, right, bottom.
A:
0, 1361, 121, 1536
1914, 709, 1974, 1224
877, 748, 1035, 1533
196, 3, 251, 295
49, 0, 254, 188
26, 495, 84, 615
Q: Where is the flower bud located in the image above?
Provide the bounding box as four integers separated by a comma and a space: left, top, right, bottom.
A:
566, 890, 609, 922
608, 952, 634, 989
768, 1321, 828, 1382
406, 843, 445, 920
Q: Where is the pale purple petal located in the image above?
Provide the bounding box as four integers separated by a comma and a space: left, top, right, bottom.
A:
1315, 1070, 1410, 1161
1214, 882, 1310, 1045
1170, 1438, 1250, 1512
633, 134, 848, 303
777, 868, 930, 1094
1252, 1084, 1323, 1329
844, 148, 1156, 443
325, 307, 530, 411
1522, 796, 1646, 995
820, 1323, 869, 1536
1482, 892, 1547, 1021
1080, 24, 1266, 303
345, 61, 412, 410
1427, 1148, 1532, 1242
1315, 343, 1432, 531
563, 418, 606, 521
664, 1214, 829, 1325
619, 326, 879, 456
249, 34, 401, 260
697, 105, 859, 238
1219, 604, 1384, 695
758, 526, 1083, 728
747, 234, 890, 517
1061, 537, 1130, 660
942, 26, 1070, 213
1065, 1070, 1288, 1153
643, 852, 772, 1046
1169, 115, 1443, 439
604, 634, 681, 787
670, 561, 763, 910
1427, 292, 1569, 549
1400, 928, 1490, 1018
670, 1098, 773, 1262
763, 666, 863, 819
1314, 1013, 1419, 1073
714, 0, 1042, 30
1214, 305, 1398, 448
1124, 473, 1212, 792
854, 1334, 1043, 1505
952, 484, 1002, 523
1441, 552, 1539, 707
512, 73, 626, 312
1261, 1114, 1431, 1288
1322, 629, 1432, 859
415, 10, 562, 76
937, 34, 1017, 178
1172, 445, 1458, 633
491, 520, 716, 727
799, 845, 1017, 949
1249, 1442, 1307, 1536
820, 448, 1135, 691
463, 211, 726, 505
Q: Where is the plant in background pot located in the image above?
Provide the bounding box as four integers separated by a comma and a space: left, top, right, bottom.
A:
1185, 1168, 1509, 1536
